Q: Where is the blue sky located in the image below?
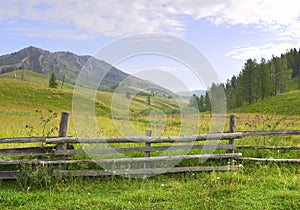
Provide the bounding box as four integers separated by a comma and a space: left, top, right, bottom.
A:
1, 1, 300, 91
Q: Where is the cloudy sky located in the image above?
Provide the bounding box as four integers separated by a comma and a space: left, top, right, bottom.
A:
1, 0, 300, 91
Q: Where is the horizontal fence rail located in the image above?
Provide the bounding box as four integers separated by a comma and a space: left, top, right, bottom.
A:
45, 133, 243, 144
0, 113, 299, 179
242, 130, 300, 137
0, 153, 243, 166
238, 157, 300, 163
236, 146, 300, 150
0, 137, 54, 143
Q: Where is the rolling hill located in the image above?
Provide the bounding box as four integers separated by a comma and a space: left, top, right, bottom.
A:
232, 90, 300, 115
0, 70, 181, 117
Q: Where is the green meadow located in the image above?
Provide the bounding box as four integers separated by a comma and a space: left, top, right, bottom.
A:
0, 70, 299, 209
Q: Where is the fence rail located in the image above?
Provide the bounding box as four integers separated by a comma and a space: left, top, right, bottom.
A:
0, 113, 299, 179
45, 133, 243, 144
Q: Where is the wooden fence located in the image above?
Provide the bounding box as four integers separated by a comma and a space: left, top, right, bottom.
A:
0, 113, 299, 179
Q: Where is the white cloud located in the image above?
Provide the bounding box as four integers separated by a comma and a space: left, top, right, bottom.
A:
226, 7, 300, 62
1, 0, 300, 39
170, 0, 300, 28
0, 0, 184, 39
226, 41, 300, 62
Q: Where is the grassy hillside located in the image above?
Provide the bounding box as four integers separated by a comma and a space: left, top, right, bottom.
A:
0, 70, 184, 137
232, 90, 300, 115
0, 70, 74, 89
0, 71, 108, 116
0, 70, 181, 113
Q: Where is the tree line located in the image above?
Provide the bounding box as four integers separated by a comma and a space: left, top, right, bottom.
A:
190, 48, 300, 112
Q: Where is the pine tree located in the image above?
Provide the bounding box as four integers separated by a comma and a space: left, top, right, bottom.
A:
49, 73, 58, 88
204, 91, 211, 112
210, 47, 300, 111
61, 74, 65, 89
126, 91, 131, 99
258, 58, 271, 100
189, 94, 199, 109
147, 95, 151, 105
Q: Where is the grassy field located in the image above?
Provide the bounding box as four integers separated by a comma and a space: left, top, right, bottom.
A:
0, 70, 185, 137
233, 90, 300, 115
0, 70, 299, 209
0, 164, 299, 209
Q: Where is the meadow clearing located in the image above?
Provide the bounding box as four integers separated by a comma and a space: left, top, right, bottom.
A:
0, 70, 299, 209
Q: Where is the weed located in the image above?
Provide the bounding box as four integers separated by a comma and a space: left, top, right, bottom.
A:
25, 109, 58, 137
244, 112, 288, 131
17, 164, 54, 190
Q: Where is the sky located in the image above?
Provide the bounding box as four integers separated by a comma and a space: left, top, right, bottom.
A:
1, 0, 300, 92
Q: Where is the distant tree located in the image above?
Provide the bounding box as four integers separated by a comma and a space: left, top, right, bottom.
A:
258, 58, 271, 100
225, 75, 238, 109
207, 83, 226, 113
147, 95, 151, 105
230, 75, 237, 88
61, 74, 65, 89
212, 47, 300, 111
243, 59, 257, 104
126, 91, 130, 99
204, 91, 211, 112
270, 56, 290, 95
199, 95, 206, 112
49, 73, 58, 88
189, 94, 199, 109
21, 69, 25, 81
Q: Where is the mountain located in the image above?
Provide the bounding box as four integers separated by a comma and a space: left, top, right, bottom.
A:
177, 89, 206, 97
0, 46, 172, 95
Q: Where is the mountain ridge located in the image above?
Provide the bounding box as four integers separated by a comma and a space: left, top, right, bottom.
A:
0, 46, 173, 95
177, 89, 206, 97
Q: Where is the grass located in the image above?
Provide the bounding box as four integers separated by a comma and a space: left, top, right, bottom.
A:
0, 70, 299, 209
0, 164, 299, 209
0, 70, 75, 90
233, 90, 300, 115
0, 70, 183, 138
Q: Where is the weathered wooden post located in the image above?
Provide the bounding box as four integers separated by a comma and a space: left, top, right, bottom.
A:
229, 115, 236, 169
144, 130, 152, 169
57, 112, 70, 153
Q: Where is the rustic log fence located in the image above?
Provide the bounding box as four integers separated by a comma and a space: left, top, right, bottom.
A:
0, 113, 299, 179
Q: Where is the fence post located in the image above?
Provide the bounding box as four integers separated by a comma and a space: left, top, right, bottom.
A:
229, 115, 236, 169
144, 130, 152, 169
57, 112, 70, 152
